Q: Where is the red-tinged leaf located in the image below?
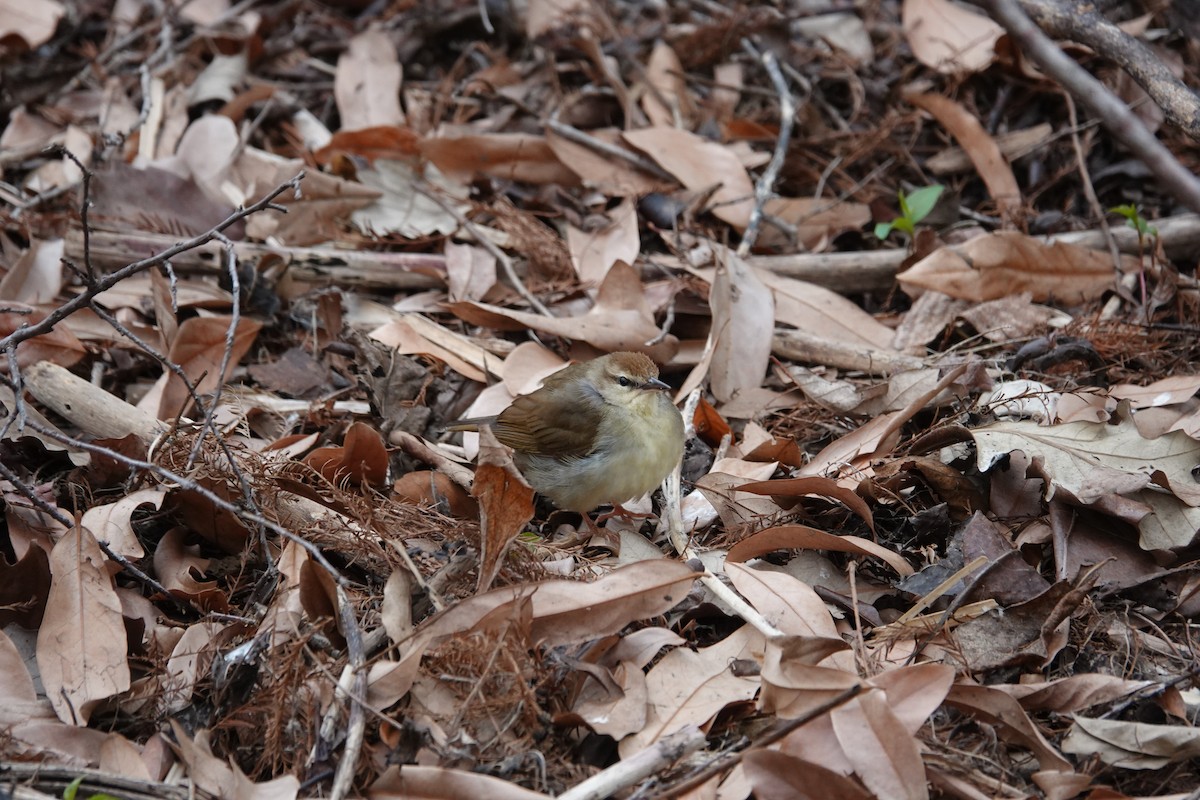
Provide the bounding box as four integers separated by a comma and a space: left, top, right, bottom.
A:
314, 126, 421, 165
304, 420, 390, 489
738, 476, 875, 532
693, 396, 731, 448
156, 315, 262, 420
36, 523, 130, 725
420, 133, 579, 185
473, 427, 535, 593
743, 749, 871, 800
727, 525, 913, 576
393, 469, 479, 519
0, 305, 86, 370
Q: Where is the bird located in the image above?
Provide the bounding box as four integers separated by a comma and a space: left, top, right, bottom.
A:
448, 351, 685, 526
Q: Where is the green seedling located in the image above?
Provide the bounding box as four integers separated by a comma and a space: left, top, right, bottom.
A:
1109, 203, 1158, 239
62, 777, 121, 800
874, 184, 945, 241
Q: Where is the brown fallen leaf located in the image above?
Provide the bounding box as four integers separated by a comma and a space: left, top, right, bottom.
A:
473, 427, 535, 593
304, 421, 390, 490
905, 90, 1020, 218
154, 315, 262, 420
901, 0, 1002, 74
335, 28, 405, 132
897, 231, 1135, 304
728, 525, 913, 577
36, 523, 131, 725
623, 126, 755, 229
448, 261, 678, 361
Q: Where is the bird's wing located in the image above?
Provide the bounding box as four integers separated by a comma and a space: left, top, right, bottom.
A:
491, 378, 603, 459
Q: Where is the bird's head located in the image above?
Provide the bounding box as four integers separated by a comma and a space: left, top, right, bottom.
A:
589, 352, 671, 414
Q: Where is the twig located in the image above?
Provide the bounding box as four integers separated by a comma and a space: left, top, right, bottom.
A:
649, 684, 865, 799
330, 585, 368, 800
558, 726, 706, 800
976, 0, 1200, 212
1014, 0, 1200, 139
737, 41, 795, 257
1062, 92, 1121, 269
415, 183, 554, 317
0, 172, 305, 362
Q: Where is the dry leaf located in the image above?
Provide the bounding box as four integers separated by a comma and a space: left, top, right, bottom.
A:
304, 421, 390, 489
902, 0, 1002, 74
420, 133, 579, 185
619, 624, 763, 757
905, 91, 1020, 217
566, 199, 640, 284
155, 315, 262, 420
335, 27, 405, 132
37, 524, 131, 725
897, 231, 1133, 304
728, 525, 914, 576
623, 127, 755, 229
473, 426, 535, 592
709, 249, 773, 403
448, 261, 678, 361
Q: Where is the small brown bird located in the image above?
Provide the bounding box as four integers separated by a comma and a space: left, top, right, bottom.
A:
450, 351, 685, 522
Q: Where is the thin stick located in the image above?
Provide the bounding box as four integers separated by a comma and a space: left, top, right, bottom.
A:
977, 0, 1200, 212
737, 41, 795, 257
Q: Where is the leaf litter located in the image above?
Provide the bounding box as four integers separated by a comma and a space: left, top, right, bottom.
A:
2, 0, 1200, 798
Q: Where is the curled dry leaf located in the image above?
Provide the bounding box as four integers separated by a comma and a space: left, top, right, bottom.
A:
304, 421, 390, 489
897, 231, 1135, 304
905, 90, 1020, 217
78, 488, 165, 562
36, 524, 131, 725
473, 426, 535, 593
728, 525, 913, 577
737, 476, 876, 532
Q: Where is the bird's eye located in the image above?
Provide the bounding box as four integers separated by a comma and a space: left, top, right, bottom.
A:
618, 376, 633, 387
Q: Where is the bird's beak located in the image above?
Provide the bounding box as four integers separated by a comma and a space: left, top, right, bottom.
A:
643, 377, 670, 392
